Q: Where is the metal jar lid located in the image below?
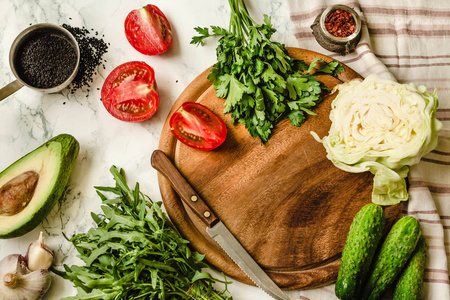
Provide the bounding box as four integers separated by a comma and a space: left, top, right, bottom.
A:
311, 5, 362, 55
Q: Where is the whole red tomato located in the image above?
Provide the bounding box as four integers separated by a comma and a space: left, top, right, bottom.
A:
170, 102, 227, 151
101, 61, 159, 122
124, 4, 173, 56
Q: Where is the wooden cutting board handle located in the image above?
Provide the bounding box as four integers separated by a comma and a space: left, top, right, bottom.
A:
151, 150, 219, 227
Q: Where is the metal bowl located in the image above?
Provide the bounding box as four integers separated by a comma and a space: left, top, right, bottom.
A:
0, 23, 81, 101
9, 23, 81, 93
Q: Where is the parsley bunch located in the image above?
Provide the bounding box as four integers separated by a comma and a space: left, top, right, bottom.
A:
192, 0, 344, 142
55, 166, 232, 300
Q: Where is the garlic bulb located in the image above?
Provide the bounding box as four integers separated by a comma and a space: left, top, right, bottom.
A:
0, 254, 51, 300
25, 232, 54, 271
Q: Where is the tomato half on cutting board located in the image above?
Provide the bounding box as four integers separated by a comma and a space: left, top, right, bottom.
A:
101, 61, 159, 122
170, 102, 227, 151
124, 4, 173, 55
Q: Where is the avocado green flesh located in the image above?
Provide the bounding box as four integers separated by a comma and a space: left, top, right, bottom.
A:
0, 134, 79, 238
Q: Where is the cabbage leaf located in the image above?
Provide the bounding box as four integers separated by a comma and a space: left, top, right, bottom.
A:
313, 74, 442, 205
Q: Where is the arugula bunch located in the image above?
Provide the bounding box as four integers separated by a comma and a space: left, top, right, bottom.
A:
55, 166, 232, 300
192, 0, 344, 142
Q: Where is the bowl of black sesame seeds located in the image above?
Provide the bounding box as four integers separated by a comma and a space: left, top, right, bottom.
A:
0, 23, 80, 101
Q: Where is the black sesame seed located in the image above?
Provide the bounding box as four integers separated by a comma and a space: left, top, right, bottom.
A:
62, 23, 109, 94
15, 30, 77, 89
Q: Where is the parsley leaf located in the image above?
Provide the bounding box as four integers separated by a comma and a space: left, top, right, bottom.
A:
191, 0, 344, 142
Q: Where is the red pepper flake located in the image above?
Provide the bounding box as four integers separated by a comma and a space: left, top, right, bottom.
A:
324, 9, 355, 38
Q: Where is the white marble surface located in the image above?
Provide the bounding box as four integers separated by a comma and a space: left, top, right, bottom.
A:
0, 0, 306, 299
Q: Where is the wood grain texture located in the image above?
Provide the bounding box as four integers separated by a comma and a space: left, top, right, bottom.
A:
156, 47, 403, 290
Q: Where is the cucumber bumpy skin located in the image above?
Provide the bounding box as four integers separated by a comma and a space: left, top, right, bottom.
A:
335, 203, 386, 300
393, 235, 428, 300
361, 216, 422, 300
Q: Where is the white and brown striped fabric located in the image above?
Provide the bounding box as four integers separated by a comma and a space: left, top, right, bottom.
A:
286, 0, 450, 299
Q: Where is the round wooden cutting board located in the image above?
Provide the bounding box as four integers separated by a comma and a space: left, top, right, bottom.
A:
157, 48, 403, 290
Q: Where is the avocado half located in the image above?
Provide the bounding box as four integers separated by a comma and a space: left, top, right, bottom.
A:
0, 134, 79, 238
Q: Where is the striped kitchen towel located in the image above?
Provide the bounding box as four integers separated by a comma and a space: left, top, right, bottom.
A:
286, 0, 450, 299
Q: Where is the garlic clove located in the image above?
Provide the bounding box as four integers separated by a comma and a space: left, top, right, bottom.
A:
18, 269, 51, 299
26, 231, 54, 271
0, 254, 51, 300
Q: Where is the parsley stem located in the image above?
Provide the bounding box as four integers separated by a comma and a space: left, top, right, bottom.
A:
229, 0, 255, 46
237, 0, 256, 27
229, 1, 244, 42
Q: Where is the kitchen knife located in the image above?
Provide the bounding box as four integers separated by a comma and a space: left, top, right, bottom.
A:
151, 150, 290, 300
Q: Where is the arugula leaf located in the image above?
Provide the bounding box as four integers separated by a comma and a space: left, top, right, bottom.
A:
55, 166, 233, 300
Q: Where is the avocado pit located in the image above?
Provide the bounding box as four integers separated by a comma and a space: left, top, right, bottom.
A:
0, 171, 39, 216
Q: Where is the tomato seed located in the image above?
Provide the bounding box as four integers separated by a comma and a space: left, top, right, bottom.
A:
113, 69, 146, 86
178, 124, 203, 142
117, 102, 146, 114
159, 15, 168, 40
192, 107, 211, 122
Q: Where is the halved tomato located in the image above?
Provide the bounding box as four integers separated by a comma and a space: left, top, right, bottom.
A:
170, 102, 227, 151
124, 4, 173, 56
101, 61, 159, 122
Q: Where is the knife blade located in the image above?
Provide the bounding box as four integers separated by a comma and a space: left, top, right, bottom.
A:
151, 150, 290, 300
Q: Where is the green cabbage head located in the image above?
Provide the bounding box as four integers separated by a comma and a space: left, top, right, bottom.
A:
313, 74, 442, 205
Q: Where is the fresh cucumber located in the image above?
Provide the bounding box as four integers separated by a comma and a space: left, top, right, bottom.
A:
361, 216, 422, 300
393, 235, 428, 300
335, 203, 385, 300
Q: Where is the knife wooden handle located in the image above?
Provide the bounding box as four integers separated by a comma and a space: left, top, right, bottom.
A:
151, 150, 219, 227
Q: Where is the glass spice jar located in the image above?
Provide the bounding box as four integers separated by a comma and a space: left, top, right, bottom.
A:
311, 4, 362, 55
